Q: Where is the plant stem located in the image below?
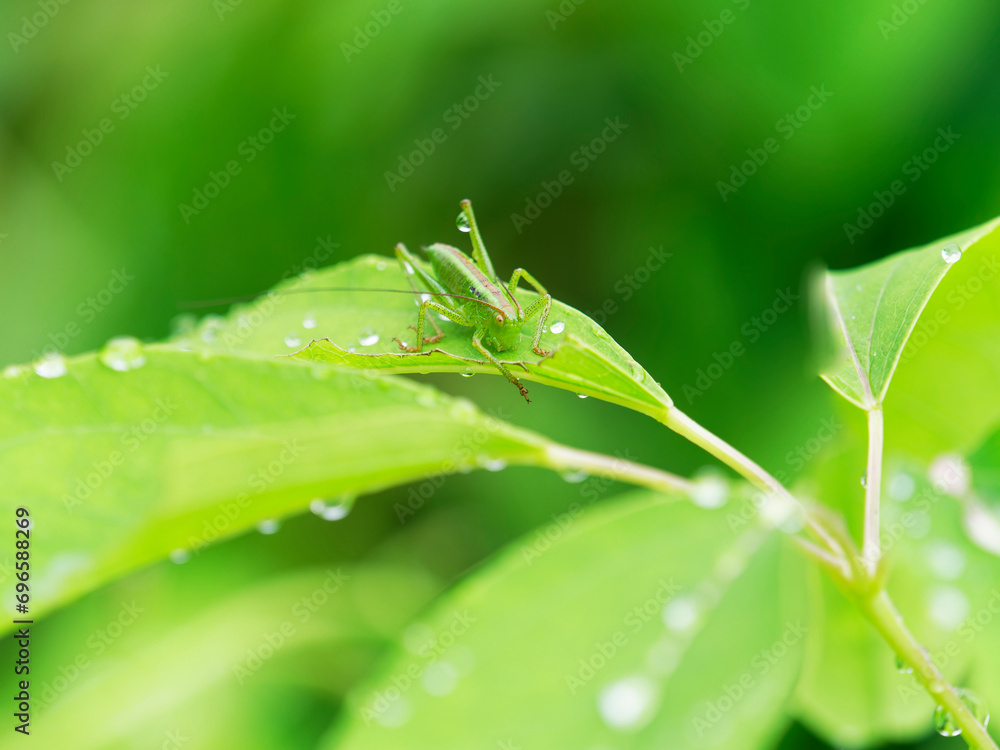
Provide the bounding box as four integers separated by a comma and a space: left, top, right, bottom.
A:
658, 405, 996, 748
863, 407, 884, 572
859, 590, 998, 750
541, 443, 694, 497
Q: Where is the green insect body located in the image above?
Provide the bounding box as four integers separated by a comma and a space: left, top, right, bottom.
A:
393, 200, 553, 402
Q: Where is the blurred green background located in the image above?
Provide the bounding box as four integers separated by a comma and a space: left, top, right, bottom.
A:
2, 0, 999, 747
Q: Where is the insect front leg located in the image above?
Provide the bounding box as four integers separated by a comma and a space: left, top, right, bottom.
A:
508, 267, 548, 297
394, 300, 472, 353
522, 294, 554, 358
472, 332, 532, 403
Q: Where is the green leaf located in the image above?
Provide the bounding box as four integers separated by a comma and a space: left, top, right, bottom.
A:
182, 255, 673, 419
817, 217, 1000, 411
884, 218, 1000, 458
0, 346, 595, 623
327, 491, 807, 750
793, 444, 1000, 745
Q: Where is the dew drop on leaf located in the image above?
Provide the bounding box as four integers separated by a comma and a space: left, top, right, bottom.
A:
576, 393, 589, 399
456, 212, 471, 232
310, 496, 354, 521
302, 313, 318, 329
477, 456, 507, 472
549, 320, 566, 334
257, 519, 281, 535
34, 354, 67, 379
691, 474, 729, 509
99, 336, 147, 372
597, 676, 659, 731
895, 654, 913, 674
358, 328, 380, 347
561, 469, 588, 484
941, 243, 963, 264
934, 688, 989, 737
284, 333, 303, 348
662, 595, 699, 632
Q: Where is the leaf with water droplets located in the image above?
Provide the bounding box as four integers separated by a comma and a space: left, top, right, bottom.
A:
329, 491, 807, 749
0, 347, 622, 625
816, 217, 1000, 410
185, 255, 671, 418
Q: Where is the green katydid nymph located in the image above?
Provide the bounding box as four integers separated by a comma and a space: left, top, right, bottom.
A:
391, 199, 553, 403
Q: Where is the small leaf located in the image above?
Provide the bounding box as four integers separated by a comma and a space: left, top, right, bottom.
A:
186, 255, 672, 418
817, 217, 1000, 410
328, 491, 806, 750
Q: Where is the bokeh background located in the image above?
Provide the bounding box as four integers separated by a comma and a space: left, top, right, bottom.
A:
2, 0, 999, 747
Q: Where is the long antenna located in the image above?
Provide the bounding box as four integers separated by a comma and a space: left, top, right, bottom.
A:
177, 286, 507, 316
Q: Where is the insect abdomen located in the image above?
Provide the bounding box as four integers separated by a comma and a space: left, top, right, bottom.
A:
426, 243, 506, 307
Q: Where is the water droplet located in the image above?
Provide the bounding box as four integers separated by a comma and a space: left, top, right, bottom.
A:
170, 313, 197, 336
34, 354, 67, 379
358, 328, 380, 347
561, 469, 588, 484
169, 548, 190, 564
888, 471, 915, 502
376, 261, 387, 271
860, 472, 867, 488
3, 365, 26, 379
963, 503, 1000, 555
629, 361, 647, 382
691, 474, 729, 509
662, 595, 699, 632
549, 320, 566, 334
460, 367, 474, 378
302, 314, 318, 329
895, 654, 913, 674
456, 212, 471, 232
310, 497, 354, 521
941, 243, 963, 264
597, 676, 659, 731
198, 314, 226, 343
576, 393, 589, 399
99, 336, 147, 372
478, 456, 507, 472
422, 661, 459, 696
257, 519, 281, 535
935, 688, 989, 737
928, 586, 970, 630
284, 333, 303, 348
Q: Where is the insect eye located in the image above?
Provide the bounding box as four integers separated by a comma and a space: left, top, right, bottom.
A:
495, 313, 504, 324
